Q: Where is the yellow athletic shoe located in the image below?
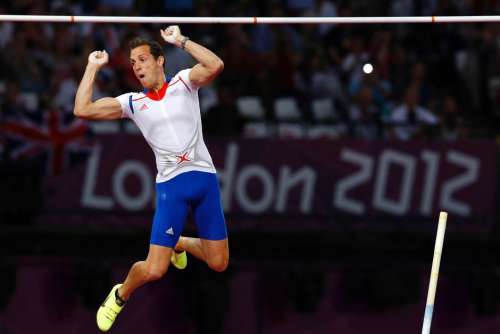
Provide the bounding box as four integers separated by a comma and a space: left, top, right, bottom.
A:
171, 250, 187, 270
96, 284, 125, 332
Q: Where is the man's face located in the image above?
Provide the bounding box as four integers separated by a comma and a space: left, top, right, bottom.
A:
130, 45, 164, 89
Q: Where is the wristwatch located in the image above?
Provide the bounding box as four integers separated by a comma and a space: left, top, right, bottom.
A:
181, 36, 190, 49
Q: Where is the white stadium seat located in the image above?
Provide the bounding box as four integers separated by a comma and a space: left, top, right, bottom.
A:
311, 98, 336, 121
243, 122, 273, 138
277, 123, 306, 139
307, 125, 346, 139
237, 96, 266, 120
274, 97, 302, 121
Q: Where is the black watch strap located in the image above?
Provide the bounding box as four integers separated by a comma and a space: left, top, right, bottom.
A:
181, 36, 190, 49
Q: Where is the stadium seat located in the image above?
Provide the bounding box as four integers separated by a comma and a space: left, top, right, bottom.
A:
237, 96, 266, 120
199, 86, 218, 113
307, 125, 346, 139
124, 120, 141, 134
311, 98, 336, 122
243, 122, 274, 138
274, 97, 302, 121
277, 123, 306, 139
89, 121, 120, 134
19, 93, 39, 112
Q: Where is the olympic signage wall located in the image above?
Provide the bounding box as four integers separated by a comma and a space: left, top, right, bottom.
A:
43, 135, 497, 222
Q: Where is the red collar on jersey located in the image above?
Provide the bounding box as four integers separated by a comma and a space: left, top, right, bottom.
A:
144, 81, 168, 101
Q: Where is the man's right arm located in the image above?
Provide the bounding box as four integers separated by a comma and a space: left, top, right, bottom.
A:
74, 50, 122, 120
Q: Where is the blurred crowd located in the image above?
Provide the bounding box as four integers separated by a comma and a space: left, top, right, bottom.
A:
1, 0, 500, 141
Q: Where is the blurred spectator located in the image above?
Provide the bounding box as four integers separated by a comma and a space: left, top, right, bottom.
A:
348, 85, 383, 139
1, 82, 28, 118
349, 69, 393, 123
303, 0, 338, 36
408, 61, 433, 107
1, 0, 499, 140
388, 84, 439, 140
0, 21, 14, 48
295, 50, 343, 100
203, 85, 246, 136
295, 49, 344, 122
368, 30, 393, 81
342, 34, 370, 96
287, 0, 315, 15
219, 25, 258, 94
439, 94, 468, 140
100, 0, 134, 12
165, 44, 195, 79
164, 0, 194, 16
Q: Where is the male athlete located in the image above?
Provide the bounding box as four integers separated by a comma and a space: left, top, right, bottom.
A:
73, 26, 228, 332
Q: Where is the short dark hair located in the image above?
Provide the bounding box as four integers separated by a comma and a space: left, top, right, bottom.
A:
128, 37, 163, 59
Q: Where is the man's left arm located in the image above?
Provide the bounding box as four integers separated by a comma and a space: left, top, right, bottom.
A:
161, 26, 224, 87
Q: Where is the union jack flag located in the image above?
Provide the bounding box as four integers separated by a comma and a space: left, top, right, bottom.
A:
0, 110, 95, 175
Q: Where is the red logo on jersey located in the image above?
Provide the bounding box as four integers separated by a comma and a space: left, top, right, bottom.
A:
176, 152, 191, 164
140, 104, 148, 111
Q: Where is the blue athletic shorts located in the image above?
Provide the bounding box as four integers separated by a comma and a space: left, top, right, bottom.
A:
150, 171, 227, 248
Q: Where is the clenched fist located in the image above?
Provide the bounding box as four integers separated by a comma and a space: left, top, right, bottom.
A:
88, 50, 109, 68
160, 25, 184, 48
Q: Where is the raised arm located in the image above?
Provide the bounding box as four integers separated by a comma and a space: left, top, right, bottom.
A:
74, 50, 122, 120
161, 26, 224, 87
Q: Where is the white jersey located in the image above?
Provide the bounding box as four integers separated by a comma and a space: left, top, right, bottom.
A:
116, 69, 216, 183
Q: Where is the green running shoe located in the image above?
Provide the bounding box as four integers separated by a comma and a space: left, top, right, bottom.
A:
171, 250, 187, 270
96, 284, 125, 332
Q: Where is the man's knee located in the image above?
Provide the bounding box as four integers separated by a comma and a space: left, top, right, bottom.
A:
144, 263, 167, 281
207, 255, 229, 272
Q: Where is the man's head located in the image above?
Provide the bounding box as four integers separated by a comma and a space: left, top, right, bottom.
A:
129, 37, 165, 89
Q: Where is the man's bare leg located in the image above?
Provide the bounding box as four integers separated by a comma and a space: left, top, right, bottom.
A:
97, 244, 172, 331
176, 236, 229, 272
175, 236, 206, 261
118, 244, 173, 300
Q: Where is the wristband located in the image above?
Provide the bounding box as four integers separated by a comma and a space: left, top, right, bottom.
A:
181, 36, 190, 49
